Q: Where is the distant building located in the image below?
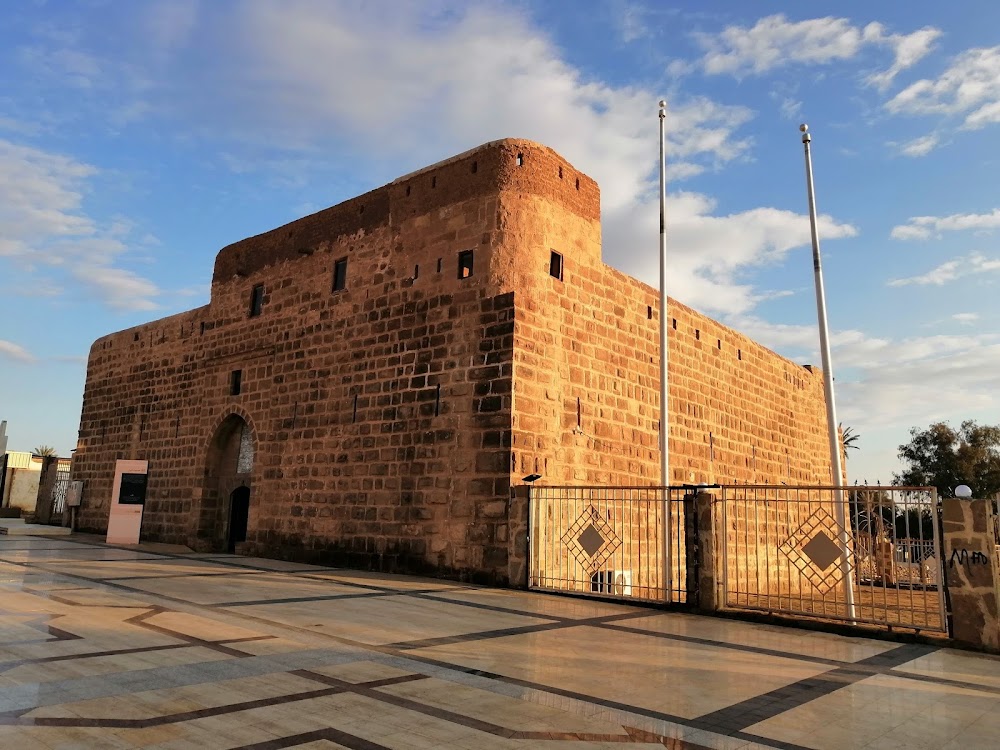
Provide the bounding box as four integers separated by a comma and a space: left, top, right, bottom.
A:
1, 451, 70, 514
73, 139, 834, 584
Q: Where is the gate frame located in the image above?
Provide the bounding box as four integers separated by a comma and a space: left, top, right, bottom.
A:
717, 484, 948, 635
524, 484, 709, 606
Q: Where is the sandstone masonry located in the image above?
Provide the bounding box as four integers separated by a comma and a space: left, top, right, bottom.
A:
73, 139, 835, 585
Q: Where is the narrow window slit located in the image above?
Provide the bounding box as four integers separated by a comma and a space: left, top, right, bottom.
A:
458, 249, 474, 279
549, 250, 563, 281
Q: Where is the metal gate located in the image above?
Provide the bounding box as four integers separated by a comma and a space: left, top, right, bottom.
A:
719, 485, 947, 634
50, 471, 71, 517
527, 485, 688, 604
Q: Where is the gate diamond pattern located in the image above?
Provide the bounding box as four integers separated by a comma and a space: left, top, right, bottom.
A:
779, 506, 846, 594
561, 504, 622, 574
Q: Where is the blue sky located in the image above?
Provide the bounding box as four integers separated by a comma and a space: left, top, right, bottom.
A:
2, 0, 999, 486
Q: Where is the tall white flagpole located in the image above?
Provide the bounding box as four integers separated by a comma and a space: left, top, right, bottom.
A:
659, 100, 671, 602
800, 123, 856, 621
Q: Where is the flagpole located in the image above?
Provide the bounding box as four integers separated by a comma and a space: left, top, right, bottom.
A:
659, 100, 671, 602
800, 123, 856, 621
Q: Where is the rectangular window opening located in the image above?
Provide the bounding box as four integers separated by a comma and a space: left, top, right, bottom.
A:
717, 339, 722, 349
671, 318, 677, 330
332, 257, 348, 292
516, 153, 524, 167
738, 349, 743, 361
413, 264, 419, 280
249, 284, 264, 317
647, 306, 653, 320
230, 370, 242, 396
458, 249, 474, 279
695, 329, 700, 340
549, 250, 563, 281
437, 258, 442, 273
200, 322, 206, 336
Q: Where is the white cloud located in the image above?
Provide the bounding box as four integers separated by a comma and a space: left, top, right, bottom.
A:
609, 192, 857, 315
779, 97, 802, 120
730, 317, 1000, 434
181, 1, 861, 316
0, 137, 161, 310
618, 2, 650, 44
891, 208, 1000, 240
0, 340, 36, 363
888, 260, 960, 286
888, 254, 1000, 287
887, 46, 1000, 129
691, 14, 938, 85
215, 2, 754, 212
896, 134, 939, 157
73, 267, 160, 311
953, 312, 979, 324
866, 26, 942, 91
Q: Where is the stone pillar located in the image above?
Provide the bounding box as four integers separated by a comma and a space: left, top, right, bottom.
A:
508, 484, 530, 589
34, 456, 60, 525
687, 490, 721, 611
942, 496, 1000, 650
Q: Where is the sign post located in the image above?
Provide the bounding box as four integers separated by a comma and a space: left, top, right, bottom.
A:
106, 459, 148, 544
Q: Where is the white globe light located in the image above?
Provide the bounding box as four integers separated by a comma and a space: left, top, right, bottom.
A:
955, 484, 973, 498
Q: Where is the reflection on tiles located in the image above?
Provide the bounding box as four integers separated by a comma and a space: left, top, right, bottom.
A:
2, 535, 1000, 750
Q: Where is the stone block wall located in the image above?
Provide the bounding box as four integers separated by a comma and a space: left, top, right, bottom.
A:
74, 138, 836, 586
942, 497, 1000, 649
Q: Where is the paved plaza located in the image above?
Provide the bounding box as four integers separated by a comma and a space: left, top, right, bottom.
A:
2, 535, 1000, 749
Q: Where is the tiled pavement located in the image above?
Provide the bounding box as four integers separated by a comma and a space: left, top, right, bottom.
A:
2, 536, 1000, 749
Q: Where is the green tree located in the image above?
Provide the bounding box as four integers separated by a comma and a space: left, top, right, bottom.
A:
894, 420, 1000, 499
32, 445, 56, 457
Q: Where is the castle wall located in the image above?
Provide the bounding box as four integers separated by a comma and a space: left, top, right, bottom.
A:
73, 138, 836, 587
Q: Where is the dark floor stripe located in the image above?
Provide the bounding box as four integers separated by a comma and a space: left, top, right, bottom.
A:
388, 609, 653, 650
690, 643, 936, 733
233, 728, 395, 750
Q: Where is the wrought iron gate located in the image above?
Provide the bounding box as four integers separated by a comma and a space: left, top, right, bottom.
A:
527, 485, 688, 604
719, 485, 947, 634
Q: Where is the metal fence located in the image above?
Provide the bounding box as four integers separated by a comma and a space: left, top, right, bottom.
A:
719, 485, 947, 634
527, 485, 688, 604
51, 471, 71, 517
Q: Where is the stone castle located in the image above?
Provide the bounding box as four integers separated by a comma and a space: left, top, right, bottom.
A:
73, 139, 835, 585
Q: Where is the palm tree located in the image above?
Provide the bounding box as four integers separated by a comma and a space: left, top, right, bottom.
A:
32, 445, 56, 457
839, 424, 860, 459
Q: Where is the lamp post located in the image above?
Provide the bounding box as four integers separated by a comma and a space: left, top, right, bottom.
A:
659, 100, 671, 601
800, 123, 856, 620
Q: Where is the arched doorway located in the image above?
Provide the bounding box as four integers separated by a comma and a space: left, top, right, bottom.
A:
228, 486, 250, 553
196, 412, 255, 552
